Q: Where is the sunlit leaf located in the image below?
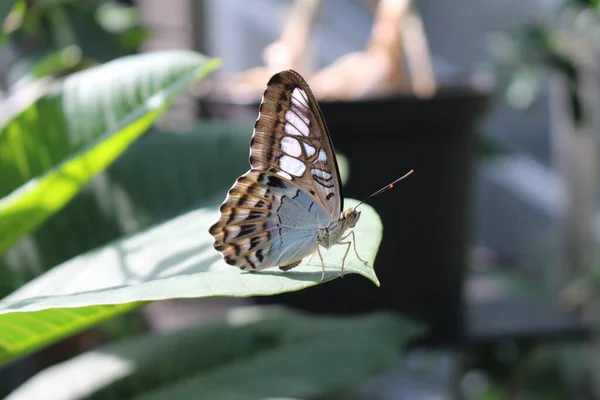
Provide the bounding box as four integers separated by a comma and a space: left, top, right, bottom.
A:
0, 50, 221, 256
0, 198, 381, 367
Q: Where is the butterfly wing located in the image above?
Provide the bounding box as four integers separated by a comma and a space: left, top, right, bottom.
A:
209, 170, 330, 270
249, 69, 343, 219
210, 69, 343, 271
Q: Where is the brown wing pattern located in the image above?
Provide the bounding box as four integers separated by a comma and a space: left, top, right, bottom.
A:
249, 70, 343, 219
209, 170, 329, 271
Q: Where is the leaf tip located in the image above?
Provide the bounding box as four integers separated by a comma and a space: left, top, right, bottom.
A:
370, 274, 381, 287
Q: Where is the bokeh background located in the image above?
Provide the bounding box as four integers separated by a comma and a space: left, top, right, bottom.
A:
1, 0, 599, 399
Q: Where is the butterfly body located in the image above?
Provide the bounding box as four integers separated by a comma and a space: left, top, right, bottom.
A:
316, 209, 361, 249
209, 70, 367, 282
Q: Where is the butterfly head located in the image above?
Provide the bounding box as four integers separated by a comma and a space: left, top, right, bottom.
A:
341, 208, 361, 228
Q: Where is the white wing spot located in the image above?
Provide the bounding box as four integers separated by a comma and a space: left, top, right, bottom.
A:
281, 136, 302, 157
292, 88, 309, 108
317, 149, 327, 162
277, 170, 293, 180
312, 168, 332, 180
304, 143, 316, 157
284, 110, 309, 136
283, 121, 301, 136
297, 111, 310, 125
280, 155, 307, 177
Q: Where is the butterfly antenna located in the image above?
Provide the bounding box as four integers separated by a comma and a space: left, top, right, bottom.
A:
353, 169, 414, 210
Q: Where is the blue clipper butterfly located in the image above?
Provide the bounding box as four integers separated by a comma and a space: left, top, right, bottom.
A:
209, 70, 410, 282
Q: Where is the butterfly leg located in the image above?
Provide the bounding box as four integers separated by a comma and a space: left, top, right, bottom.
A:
341, 230, 368, 265
338, 240, 353, 278
316, 245, 326, 283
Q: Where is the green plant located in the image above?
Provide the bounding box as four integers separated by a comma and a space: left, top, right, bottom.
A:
6, 307, 423, 400
0, 194, 382, 367
0, 46, 219, 355
0, 50, 221, 290
1, 0, 148, 87
0, 4, 421, 395
0, 43, 405, 400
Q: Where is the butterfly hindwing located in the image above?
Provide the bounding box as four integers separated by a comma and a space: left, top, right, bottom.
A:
249, 70, 343, 219
209, 170, 330, 270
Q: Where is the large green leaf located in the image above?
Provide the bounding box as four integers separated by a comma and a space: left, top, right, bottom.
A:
7, 307, 422, 400
0, 50, 221, 256
0, 198, 381, 367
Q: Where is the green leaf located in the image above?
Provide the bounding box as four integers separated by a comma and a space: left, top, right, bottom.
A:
0, 198, 381, 367
0, 50, 222, 256
7, 307, 423, 400
0, 120, 254, 298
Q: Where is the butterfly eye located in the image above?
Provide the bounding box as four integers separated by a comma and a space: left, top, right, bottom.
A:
342, 209, 358, 221
343, 210, 360, 228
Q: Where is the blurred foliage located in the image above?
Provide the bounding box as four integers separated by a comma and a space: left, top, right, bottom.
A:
485, 0, 600, 126
477, 130, 511, 160
488, 24, 582, 124
5, 308, 423, 400
461, 341, 593, 399
481, 2, 600, 399
0, 0, 148, 88
0, 0, 20, 47
568, 0, 600, 9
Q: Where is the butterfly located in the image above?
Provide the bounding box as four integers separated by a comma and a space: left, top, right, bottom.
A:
210, 69, 393, 283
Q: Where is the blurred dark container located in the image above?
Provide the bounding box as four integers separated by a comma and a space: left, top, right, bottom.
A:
200, 77, 491, 345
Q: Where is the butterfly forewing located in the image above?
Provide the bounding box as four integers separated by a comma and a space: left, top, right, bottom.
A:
250, 70, 343, 219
